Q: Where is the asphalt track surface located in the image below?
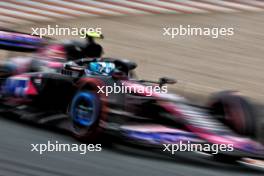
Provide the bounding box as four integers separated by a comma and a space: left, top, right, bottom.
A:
0, 115, 263, 176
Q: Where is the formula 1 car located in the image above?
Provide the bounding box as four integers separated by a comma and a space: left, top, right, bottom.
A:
0, 56, 263, 169
0, 29, 263, 168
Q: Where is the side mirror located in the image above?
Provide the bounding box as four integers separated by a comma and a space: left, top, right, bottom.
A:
112, 70, 127, 79
159, 77, 177, 87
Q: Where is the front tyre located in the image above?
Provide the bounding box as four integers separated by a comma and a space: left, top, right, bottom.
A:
70, 91, 101, 141
208, 91, 256, 138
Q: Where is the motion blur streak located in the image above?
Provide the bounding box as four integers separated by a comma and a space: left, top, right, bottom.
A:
0, 0, 263, 27
0, 0, 264, 176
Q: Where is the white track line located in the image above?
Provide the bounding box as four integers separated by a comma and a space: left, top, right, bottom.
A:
124, 0, 177, 13
38, 0, 119, 16
231, 0, 264, 8
0, 0, 263, 27
200, 0, 263, 11
73, 0, 147, 14
171, 0, 238, 12
1, 8, 52, 21
27, 0, 96, 16
152, 0, 210, 13
0, 1, 71, 19
95, 0, 170, 14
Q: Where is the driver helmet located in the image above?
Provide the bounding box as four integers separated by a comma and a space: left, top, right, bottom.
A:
89, 61, 115, 75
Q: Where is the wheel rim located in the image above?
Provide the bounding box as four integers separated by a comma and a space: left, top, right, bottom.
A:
71, 92, 98, 127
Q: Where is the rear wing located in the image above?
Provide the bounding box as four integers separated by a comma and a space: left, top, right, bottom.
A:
0, 28, 49, 52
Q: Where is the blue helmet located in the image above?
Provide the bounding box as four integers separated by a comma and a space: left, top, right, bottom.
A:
89, 62, 115, 75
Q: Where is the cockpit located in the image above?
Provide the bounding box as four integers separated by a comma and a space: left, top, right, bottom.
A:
62, 57, 137, 78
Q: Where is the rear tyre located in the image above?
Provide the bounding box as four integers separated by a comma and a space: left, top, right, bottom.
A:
70, 91, 101, 141
208, 91, 256, 138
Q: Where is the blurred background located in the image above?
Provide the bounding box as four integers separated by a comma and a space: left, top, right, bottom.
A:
0, 0, 264, 176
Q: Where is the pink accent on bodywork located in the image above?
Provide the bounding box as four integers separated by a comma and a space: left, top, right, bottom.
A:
47, 61, 63, 68
121, 124, 191, 133
159, 101, 253, 148
10, 57, 32, 74
12, 74, 38, 96
121, 81, 263, 150
26, 79, 38, 95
